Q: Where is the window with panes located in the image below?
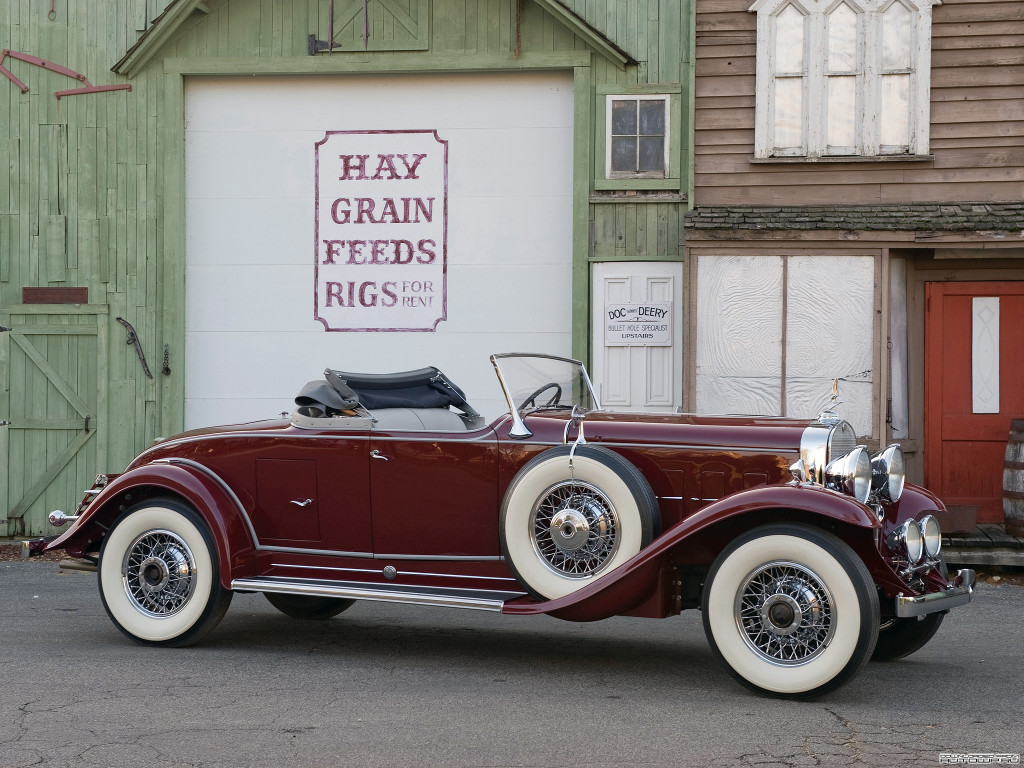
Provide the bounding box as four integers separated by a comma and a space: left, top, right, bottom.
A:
749, 0, 938, 158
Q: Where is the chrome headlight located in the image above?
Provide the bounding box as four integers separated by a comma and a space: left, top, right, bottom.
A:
897, 519, 924, 564
824, 446, 872, 504
920, 514, 942, 557
871, 444, 905, 502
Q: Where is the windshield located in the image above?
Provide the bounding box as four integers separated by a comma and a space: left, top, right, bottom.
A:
490, 354, 600, 415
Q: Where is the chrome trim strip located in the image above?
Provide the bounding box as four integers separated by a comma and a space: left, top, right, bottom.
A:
271, 562, 518, 582
142, 431, 503, 457
398, 570, 518, 583
263, 545, 503, 561
895, 569, 976, 618
589, 441, 799, 453
498, 438, 799, 453
231, 578, 510, 612
264, 546, 373, 558
272, 563, 380, 575
374, 553, 505, 562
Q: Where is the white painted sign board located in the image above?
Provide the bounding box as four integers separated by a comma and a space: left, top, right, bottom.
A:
604, 303, 672, 346
315, 130, 447, 331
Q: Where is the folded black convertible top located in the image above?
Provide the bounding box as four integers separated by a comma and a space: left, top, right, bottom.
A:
295, 366, 483, 428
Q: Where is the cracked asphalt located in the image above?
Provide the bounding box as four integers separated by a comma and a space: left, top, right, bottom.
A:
1, 561, 1021, 768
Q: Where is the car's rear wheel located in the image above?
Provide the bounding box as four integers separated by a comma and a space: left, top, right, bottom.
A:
871, 612, 945, 661
98, 499, 232, 646
702, 524, 879, 699
264, 593, 355, 619
500, 445, 659, 600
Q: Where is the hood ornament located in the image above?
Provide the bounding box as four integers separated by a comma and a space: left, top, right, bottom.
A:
817, 378, 843, 425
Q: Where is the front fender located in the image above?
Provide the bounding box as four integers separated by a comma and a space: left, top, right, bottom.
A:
504, 483, 885, 621
46, 461, 256, 590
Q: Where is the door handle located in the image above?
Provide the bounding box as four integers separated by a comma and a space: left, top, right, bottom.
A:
290, 499, 313, 507
370, 450, 389, 461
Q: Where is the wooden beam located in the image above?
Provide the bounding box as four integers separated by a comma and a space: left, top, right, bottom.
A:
530, 0, 636, 70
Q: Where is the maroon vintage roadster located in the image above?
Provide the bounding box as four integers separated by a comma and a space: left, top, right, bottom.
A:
37, 353, 975, 698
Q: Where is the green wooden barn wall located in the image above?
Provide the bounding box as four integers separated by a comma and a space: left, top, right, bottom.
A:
1, 0, 693, 536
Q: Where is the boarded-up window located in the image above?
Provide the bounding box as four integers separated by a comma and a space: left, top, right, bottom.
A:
695, 254, 876, 437
750, 0, 936, 158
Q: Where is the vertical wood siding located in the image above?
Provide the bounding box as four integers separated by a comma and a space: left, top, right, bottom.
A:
693, 0, 1024, 205
2, 0, 691, 534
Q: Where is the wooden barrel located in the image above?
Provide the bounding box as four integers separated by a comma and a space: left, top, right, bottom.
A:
1005, 419, 1024, 537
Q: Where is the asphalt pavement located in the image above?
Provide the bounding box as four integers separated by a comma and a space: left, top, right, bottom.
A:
1, 561, 1022, 768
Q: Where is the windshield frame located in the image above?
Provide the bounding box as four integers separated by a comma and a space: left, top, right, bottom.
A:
490, 353, 601, 439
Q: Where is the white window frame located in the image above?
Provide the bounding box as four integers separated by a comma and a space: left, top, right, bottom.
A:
749, 0, 940, 159
604, 94, 671, 179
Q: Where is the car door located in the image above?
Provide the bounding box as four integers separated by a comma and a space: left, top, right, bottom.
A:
246, 432, 373, 554
369, 423, 500, 558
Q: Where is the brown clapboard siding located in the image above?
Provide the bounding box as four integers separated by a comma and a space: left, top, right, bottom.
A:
693, 0, 1024, 206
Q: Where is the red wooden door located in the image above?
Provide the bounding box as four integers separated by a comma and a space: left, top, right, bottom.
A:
925, 282, 1024, 524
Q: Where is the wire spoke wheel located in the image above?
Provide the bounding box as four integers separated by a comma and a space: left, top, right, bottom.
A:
500, 445, 659, 600
99, 499, 232, 646
702, 524, 879, 698
529, 480, 619, 577
122, 529, 198, 617
735, 561, 835, 665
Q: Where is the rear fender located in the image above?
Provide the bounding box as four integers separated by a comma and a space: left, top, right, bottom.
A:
503, 483, 907, 621
46, 461, 256, 589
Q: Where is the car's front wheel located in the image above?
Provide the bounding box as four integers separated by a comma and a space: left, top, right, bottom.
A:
871, 612, 945, 661
98, 499, 232, 646
264, 593, 355, 619
702, 524, 879, 699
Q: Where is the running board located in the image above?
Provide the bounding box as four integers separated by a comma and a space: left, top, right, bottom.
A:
231, 576, 522, 612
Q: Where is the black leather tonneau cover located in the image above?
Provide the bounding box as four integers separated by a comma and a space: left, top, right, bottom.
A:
326, 366, 475, 414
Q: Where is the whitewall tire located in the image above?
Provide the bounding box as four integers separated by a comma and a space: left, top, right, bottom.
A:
500, 445, 659, 600
702, 524, 879, 699
98, 499, 232, 646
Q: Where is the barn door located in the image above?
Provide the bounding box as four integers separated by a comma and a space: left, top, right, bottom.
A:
924, 282, 1024, 525
0, 305, 107, 536
591, 262, 683, 412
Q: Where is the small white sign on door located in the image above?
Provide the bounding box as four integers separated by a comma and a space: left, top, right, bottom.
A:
314, 129, 447, 332
604, 303, 672, 346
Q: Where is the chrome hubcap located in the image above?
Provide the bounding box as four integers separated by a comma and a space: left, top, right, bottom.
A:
549, 509, 592, 551
735, 561, 835, 665
530, 481, 619, 578
122, 530, 197, 617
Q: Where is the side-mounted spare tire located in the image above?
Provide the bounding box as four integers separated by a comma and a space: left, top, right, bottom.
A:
500, 444, 660, 600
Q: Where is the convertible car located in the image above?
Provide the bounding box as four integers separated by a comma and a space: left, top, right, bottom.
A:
35, 353, 975, 699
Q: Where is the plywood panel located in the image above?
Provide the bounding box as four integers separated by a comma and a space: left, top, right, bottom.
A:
696, 255, 783, 416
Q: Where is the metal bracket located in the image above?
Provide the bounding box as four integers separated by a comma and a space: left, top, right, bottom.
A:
0, 49, 131, 100
115, 317, 154, 379
0, 326, 11, 333
308, 0, 371, 54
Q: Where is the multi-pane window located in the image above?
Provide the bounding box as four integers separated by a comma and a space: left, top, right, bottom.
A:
606, 95, 669, 178
751, 0, 938, 158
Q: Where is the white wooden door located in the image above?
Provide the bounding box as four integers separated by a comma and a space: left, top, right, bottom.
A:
591, 262, 683, 412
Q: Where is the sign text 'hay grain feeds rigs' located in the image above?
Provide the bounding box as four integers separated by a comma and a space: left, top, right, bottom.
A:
315, 130, 448, 332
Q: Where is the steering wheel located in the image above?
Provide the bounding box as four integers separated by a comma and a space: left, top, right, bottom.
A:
519, 382, 562, 410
